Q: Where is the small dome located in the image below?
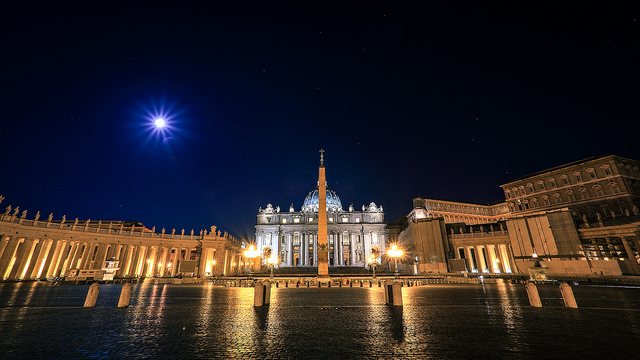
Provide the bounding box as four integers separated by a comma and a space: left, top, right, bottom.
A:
302, 185, 342, 212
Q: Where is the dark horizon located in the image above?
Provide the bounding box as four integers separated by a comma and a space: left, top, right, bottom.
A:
1, 2, 638, 241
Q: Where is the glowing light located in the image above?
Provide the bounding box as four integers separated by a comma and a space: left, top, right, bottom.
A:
154, 118, 166, 128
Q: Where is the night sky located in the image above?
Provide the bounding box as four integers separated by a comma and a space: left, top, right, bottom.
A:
1, 2, 638, 241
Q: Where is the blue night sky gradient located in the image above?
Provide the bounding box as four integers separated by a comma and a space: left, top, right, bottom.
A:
1, 2, 638, 241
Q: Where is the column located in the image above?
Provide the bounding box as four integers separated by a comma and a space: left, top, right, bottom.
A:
50, 241, 70, 277
313, 233, 318, 266
303, 233, 309, 266
43, 240, 64, 278
9, 238, 36, 280
466, 246, 476, 272
493, 245, 506, 273
287, 234, 293, 266
79, 243, 95, 270
92, 243, 109, 269
58, 242, 77, 277
350, 233, 356, 266
117, 245, 132, 277
25, 240, 47, 279
0, 236, 21, 279
129, 245, 142, 276
332, 232, 340, 266
337, 234, 343, 266
475, 246, 487, 273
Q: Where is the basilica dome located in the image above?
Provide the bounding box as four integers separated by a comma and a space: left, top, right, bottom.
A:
302, 185, 342, 212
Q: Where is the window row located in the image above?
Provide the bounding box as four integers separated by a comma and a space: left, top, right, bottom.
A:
505, 164, 615, 199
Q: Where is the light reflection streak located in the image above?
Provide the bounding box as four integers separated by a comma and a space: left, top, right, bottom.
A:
0, 282, 24, 323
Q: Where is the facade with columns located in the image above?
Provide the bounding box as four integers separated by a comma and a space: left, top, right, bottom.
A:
255, 185, 387, 268
397, 155, 640, 277
0, 211, 245, 281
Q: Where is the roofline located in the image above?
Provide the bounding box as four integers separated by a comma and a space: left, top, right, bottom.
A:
499, 155, 627, 187
414, 196, 506, 208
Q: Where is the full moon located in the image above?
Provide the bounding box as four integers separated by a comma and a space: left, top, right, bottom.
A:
154, 118, 166, 128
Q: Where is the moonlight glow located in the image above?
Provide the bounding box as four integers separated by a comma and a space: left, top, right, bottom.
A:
155, 118, 166, 128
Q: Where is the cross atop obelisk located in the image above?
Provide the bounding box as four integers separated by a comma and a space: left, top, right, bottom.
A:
317, 149, 329, 278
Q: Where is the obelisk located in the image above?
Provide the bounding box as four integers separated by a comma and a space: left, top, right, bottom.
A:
317, 149, 329, 277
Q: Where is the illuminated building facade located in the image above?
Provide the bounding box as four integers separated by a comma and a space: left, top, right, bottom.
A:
0, 214, 244, 281
397, 155, 640, 277
255, 184, 387, 268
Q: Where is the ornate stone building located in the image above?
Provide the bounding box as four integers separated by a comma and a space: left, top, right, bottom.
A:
0, 207, 244, 281
397, 155, 640, 277
255, 184, 387, 268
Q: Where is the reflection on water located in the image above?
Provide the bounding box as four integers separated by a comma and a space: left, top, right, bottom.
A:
0, 282, 639, 359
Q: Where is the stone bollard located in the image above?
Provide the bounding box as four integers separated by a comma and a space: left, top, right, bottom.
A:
117, 283, 132, 308
384, 280, 403, 306
559, 283, 578, 308
263, 280, 271, 305
526, 282, 542, 307
254, 280, 271, 307
369, 281, 372, 287
285, 281, 288, 287
276, 282, 279, 288
84, 283, 100, 308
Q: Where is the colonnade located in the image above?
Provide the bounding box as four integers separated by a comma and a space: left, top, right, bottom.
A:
0, 215, 244, 281
457, 243, 513, 274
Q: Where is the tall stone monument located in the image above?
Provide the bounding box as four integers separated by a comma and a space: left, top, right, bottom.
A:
317, 149, 329, 278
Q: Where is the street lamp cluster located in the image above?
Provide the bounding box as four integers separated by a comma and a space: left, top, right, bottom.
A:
387, 244, 403, 278
244, 245, 259, 276
367, 254, 377, 278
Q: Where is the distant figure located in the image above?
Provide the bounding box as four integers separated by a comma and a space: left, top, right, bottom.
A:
13, 206, 20, 216
20, 210, 27, 219
4, 205, 11, 215
61, 215, 66, 223
34, 211, 40, 221
48, 213, 53, 222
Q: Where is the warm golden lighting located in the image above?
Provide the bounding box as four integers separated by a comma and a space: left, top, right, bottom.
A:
387, 244, 403, 278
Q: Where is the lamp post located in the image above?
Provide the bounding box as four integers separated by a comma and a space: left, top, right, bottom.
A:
267, 255, 278, 279
243, 245, 259, 278
387, 244, 403, 279
367, 254, 377, 279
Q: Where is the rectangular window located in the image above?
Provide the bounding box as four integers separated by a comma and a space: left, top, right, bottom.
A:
604, 167, 612, 175
562, 177, 569, 185
575, 174, 582, 182
543, 198, 550, 206
538, 182, 545, 190
589, 171, 597, 179
549, 179, 557, 188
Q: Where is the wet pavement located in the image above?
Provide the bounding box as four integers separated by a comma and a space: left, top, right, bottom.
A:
1, 281, 639, 359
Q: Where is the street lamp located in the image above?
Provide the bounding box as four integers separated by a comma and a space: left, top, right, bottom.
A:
387, 244, 403, 279
243, 245, 259, 277
367, 254, 377, 279
267, 255, 278, 279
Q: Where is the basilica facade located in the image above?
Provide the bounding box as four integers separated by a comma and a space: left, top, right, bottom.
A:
255, 184, 387, 268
